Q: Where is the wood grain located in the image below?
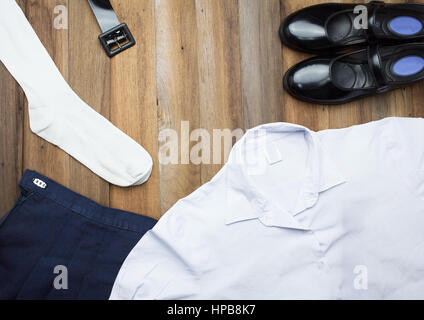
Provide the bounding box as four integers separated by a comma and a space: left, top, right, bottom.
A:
68, 0, 110, 205
1, 0, 424, 220
156, 0, 201, 214
0, 49, 24, 216
239, 0, 285, 128
109, 0, 160, 218
22, 0, 72, 195
195, 0, 242, 183
0, 0, 26, 216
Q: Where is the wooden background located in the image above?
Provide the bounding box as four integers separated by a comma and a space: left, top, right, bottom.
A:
1, 0, 424, 220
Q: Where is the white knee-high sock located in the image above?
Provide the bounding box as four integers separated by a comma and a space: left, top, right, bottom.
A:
0, 0, 153, 187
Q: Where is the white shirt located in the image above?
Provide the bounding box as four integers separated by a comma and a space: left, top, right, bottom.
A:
110, 117, 424, 300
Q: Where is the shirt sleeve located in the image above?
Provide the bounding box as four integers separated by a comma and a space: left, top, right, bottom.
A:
109, 172, 227, 300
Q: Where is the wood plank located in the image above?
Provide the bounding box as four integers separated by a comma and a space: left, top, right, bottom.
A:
68, 0, 110, 205
109, 0, 160, 218
0, 69, 23, 217
22, 0, 72, 192
195, 0, 243, 183
239, 0, 285, 128
155, 0, 201, 214
0, 0, 25, 215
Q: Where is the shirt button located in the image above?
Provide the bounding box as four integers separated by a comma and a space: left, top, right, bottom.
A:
317, 259, 326, 270
314, 250, 325, 258
305, 191, 317, 199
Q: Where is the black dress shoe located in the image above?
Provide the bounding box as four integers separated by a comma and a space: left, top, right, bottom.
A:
283, 43, 424, 104
280, 1, 424, 53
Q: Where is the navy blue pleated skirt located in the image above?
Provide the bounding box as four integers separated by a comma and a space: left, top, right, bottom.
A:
0, 170, 156, 300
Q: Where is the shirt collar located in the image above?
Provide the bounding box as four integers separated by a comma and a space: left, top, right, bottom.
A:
224, 122, 346, 230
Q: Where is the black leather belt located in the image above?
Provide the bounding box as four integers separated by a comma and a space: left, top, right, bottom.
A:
87, 0, 136, 57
